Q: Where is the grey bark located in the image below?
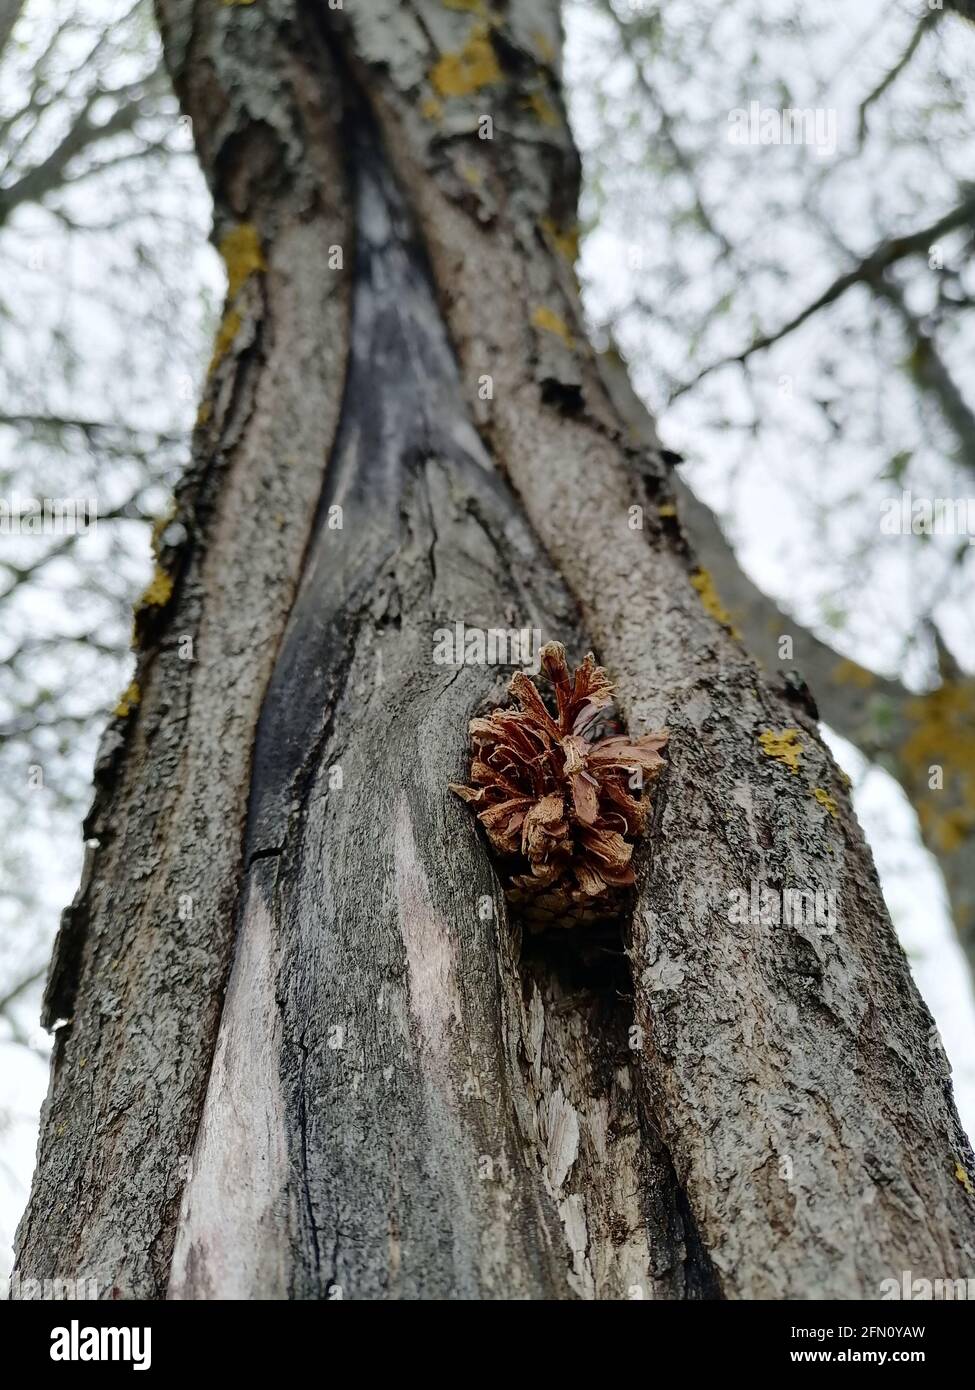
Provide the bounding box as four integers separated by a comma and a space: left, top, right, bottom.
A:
15, 0, 975, 1300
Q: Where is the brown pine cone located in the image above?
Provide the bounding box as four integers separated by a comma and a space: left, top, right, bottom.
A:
450, 642, 668, 929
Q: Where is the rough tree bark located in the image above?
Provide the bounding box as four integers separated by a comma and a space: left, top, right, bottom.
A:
15, 0, 975, 1299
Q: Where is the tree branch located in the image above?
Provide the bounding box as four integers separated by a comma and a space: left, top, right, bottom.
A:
670, 190, 975, 399
0, 0, 25, 59
857, 10, 936, 142
874, 273, 975, 473
0, 73, 165, 226
0, 411, 183, 444
0, 966, 46, 1019
597, 0, 735, 259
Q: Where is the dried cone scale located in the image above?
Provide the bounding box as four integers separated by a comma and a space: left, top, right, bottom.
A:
450, 642, 668, 929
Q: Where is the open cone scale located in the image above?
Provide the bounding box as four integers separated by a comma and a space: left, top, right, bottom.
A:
450, 642, 668, 930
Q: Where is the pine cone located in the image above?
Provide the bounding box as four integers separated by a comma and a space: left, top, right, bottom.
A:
450, 642, 668, 929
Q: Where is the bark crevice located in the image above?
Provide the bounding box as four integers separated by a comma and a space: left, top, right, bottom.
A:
169, 70, 695, 1300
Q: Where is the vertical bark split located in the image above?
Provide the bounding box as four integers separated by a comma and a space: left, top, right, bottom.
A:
15, 0, 975, 1299
170, 99, 708, 1299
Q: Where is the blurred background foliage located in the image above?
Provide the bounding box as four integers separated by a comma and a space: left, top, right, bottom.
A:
573, 0, 975, 674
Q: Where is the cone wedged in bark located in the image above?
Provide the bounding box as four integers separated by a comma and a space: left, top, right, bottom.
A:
450, 642, 668, 928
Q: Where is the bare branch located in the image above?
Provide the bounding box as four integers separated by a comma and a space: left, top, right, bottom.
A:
0, 72, 166, 226
857, 10, 936, 143
670, 190, 975, 399
0, 705, 101, 743
597, 0, 735, 259
874, 275, 975, 474
0, 0, 25, 61
0, 412, 183, 445
52, 133, 177, 191
0, 966, 45, 1018
0, 532, 83, 594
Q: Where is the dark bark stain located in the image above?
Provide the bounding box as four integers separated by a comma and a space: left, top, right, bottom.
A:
216, 71, 699, 1297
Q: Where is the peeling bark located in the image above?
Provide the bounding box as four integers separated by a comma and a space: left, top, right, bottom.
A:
15, 0, 975, 1300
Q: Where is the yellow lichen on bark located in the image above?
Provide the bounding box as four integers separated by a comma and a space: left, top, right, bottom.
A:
219, 224, 266, 301
830, 658, 876, 689
430, 28, 501, 97
525, 92, 558, 126
149, 506, 176, 557
531, 28, 556, 63
904, 681, 975, 853
135, 566, 174, 614
759, 728, 803, 774
540, 217, 579, 264
113, 681, 141, 718
690, 568, 737, 632
812, 787, 839, 817
131, 504, 179, 645
208, 309, 242, 377
531, 304, 573, 346
206, 224, 266, 377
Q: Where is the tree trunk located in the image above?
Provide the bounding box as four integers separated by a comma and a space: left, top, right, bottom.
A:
15, 0, 975, 1300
